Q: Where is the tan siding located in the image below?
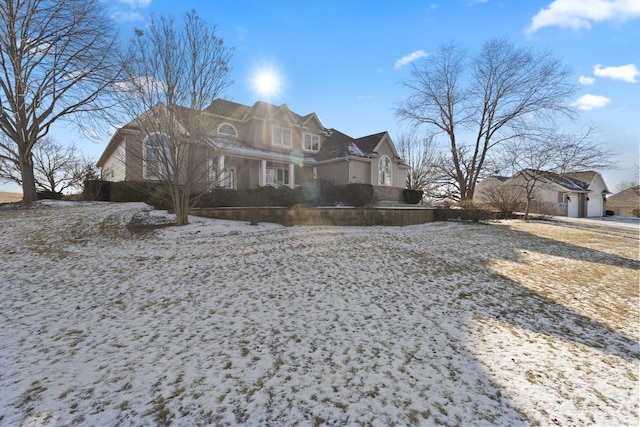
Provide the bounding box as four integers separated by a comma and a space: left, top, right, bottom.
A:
350, 160, 370, 184
125, 135, 144, 181
102, 140, 126, 181
317, 161, 349, 185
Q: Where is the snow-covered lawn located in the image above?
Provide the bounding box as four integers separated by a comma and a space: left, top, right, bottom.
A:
1, 202, 638, 426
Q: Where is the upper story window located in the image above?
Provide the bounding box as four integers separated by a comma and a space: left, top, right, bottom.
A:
143, 133, 172, 180
217, 123, 238, 137
271, 126, 292, 148
303, 133, 320, 152
378, 155, 392, 186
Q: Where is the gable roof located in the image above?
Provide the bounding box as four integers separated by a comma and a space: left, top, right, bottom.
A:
607, 185, 640, 205
353, 132, 387, 156
204, 99, 250, 119
515, 169, 610, 193
205, 99, 327, 132
481, 175, 510, 183
540, 171, 590, 192
315, 129, 363, 161
563, 171, 598, 186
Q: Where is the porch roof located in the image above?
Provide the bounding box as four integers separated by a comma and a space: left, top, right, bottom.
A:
207, 137, 317, 164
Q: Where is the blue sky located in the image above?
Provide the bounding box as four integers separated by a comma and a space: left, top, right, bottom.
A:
4, 0, 638, 193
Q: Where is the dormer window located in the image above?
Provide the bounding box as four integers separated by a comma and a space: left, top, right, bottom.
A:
271, 126, 292, 148
217, 123, 238, 137
303, 133, 320, 152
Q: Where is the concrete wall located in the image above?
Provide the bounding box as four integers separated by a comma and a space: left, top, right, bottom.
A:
190, 206, 436, 226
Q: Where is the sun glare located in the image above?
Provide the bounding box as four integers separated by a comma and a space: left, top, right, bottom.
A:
251, 67, 282, 99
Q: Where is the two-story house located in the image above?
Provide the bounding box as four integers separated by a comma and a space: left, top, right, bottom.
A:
97, 99, 409, 202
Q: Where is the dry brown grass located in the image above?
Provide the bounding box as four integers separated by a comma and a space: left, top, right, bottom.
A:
488, 220, 639, 338
0, 192, 22, 203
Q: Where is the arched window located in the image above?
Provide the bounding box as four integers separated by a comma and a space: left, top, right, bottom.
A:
217, 123, 238, 137
143, 133, 172, 180
378, 155, 392, 186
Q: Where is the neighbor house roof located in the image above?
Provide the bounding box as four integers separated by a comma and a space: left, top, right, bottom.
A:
518, 169, 591, 192
607, 185, 640, 206
564, 171, 599, 185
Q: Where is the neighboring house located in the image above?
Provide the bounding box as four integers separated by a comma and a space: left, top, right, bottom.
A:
606, 185, 640, 217
97, 99, 409, 202
475, 170, 610, 218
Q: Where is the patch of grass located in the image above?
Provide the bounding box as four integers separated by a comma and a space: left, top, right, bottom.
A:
321, 396, 347, 410
146, 395, 174, 427
58, 388, 74, 399
434, 401, 448, 417
408, 408, 431, 425
19, 381, 47, 409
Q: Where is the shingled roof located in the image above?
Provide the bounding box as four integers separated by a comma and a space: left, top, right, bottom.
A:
607, 185, 640, 205
353, 132, 387, 156
520, 169, 605, 192
204, 99, 249, 119
205, 99, 316, 127
314, 129, 389, 161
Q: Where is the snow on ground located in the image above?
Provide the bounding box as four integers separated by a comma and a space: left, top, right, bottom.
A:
0, 202, 638, 426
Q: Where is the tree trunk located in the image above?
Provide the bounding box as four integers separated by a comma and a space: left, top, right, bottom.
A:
174, 187, 190, 226
524, 197, 532, 220
19, 152, 38, 202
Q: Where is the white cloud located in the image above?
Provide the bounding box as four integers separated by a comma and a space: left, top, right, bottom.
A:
527, 0, 640, 33
394, 50, 430, 70
578, 76, 595, 85
110, 10, 143, 23
114, 0, 151, 7
572, 94, 611, 110
594, 64, 639, 83
113, 76, 165, 96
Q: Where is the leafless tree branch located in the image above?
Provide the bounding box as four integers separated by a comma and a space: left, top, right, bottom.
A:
396, 37, 577, 201
0, 0, 123, 201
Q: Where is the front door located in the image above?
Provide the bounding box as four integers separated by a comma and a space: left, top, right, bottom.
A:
578, 193, 587, 218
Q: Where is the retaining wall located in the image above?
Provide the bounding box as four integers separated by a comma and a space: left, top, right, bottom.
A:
190, 206, 437, 226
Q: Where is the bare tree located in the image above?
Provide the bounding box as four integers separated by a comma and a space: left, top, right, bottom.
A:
478, 181, 526, 216
0, 135, 95, 195
397, 37, 577, 201
0, 0, 122, 202
615, 164, 639, 193
396, 132, 438, 198
498, 126, 613, 219
117, 10, 233, 225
